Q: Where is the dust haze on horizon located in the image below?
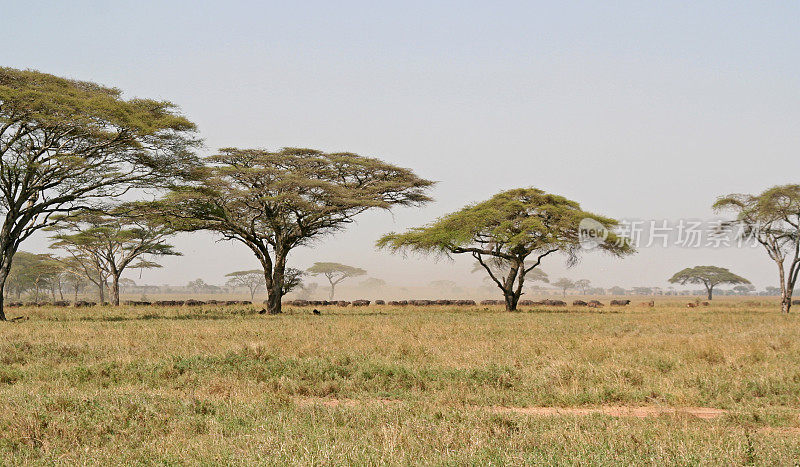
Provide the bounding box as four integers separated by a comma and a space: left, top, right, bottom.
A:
3, 1, 799, 295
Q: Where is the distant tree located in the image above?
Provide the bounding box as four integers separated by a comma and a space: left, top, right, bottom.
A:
58, 255, 106, 302
4, 252, 37, 299
733, 284, 755, 295
715, 185, 800, 312
359, 277, 387, 290
668, 266, 750, 300
5, 252, 60, 300
225, 270, 264, 301
145, 148, 432, 314
118, 278, 137, 291
187, 279, 210, 294
48, 211, 180, 306
553, 278, 575, 297
609, 286, 627, 295
307, 262, 367, 300
0, 67, 199, 320
632, 287, 653, 295
12, 253, 61, 302
61, 264, 90, 303
379, 188, 633, 310
575, 279, 591, 294
294, 282, 319, 301
765, 286, 781, 296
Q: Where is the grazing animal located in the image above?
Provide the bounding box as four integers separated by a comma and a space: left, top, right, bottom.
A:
686, 302, 697, 308
375, 300, 385, 305
542, 299, 567, 306
610, 300, 631, 306
312, 308, 321, 315
639, 301, 654, 307
701, 302, 709, 306
588, 300, 604, 308
573, 300, 588, 306
352, 300, 370, 306
258, 308, 267, 314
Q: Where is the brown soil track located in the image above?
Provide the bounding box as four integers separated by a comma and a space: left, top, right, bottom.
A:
486, 405, 726, 419
296, 397, 728, 419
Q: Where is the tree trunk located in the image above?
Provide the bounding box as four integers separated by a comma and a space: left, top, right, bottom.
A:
504, 291, 519, 311
328, 281, 336, 301
111, 274, 121, 306
707, 285, 713, 301
0, 267, 8, 321
98, 282, 105, 304
263, 252, 286, 315
74, 285, 79, 304
0, 240, 16, 321
781, 295, 791, 314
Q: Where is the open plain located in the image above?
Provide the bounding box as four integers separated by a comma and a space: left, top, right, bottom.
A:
0, 298, 798, 464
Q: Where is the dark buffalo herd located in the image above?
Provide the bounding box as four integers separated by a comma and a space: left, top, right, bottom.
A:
3, 297, 641, 308
15, 297, 795, 309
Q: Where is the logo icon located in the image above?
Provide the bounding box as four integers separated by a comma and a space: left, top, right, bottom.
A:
579, 218, 608, 250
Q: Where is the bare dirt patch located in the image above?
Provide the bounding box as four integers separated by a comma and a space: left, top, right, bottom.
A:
294, 397, 727, 419
486, 405, 727, 419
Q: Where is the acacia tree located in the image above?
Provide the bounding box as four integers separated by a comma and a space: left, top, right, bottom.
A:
714, 185, 800, 313
0, 67, 198, 319
147, 148, 432, 314
60, 252, 109, 303
553, 278, 575, 297
359, 277, 387, 289
668, 266, 749, 300
48, 211, 180, 305
60, 259, 90, 303
575, 279, 591, 294
733, 284, 755, 295
307, 262, 367, 300
378, 188, 633, 311
5, 252, 61, 301
225, 270, 264, 301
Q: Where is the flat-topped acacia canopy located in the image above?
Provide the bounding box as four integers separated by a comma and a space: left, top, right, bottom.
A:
378, 188, 634, 310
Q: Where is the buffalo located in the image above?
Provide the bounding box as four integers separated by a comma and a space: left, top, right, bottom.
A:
610, 300, 631, 306
573, 300, 588, 306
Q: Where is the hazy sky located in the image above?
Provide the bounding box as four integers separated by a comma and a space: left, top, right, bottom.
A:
3, 1, 799, 291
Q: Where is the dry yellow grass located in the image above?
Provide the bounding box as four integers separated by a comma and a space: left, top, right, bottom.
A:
0, 298, 798, 464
